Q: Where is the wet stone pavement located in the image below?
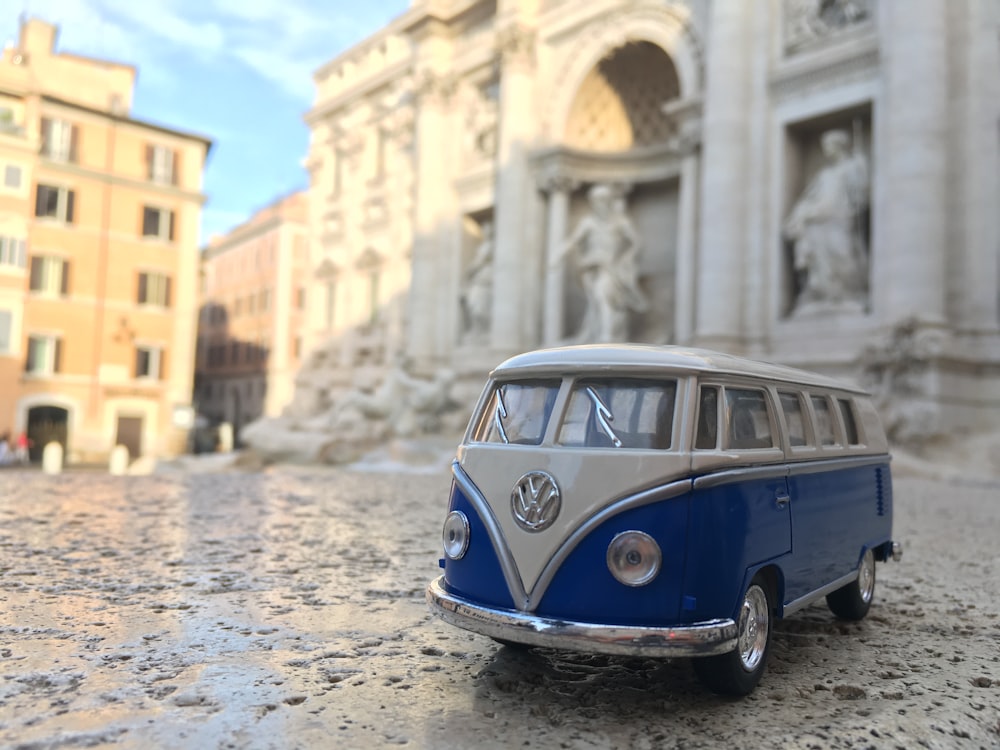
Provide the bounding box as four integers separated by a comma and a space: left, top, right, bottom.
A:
0, 465, 998, 749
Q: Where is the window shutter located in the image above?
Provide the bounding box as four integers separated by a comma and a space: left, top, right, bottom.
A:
60, 260, 70, 296
168, 210, 175, 241
65, 190, 75, 223
158, 347, 167, 379
145, 144, 154, 180
29, 256, 42, 291
138, 272, 147, 304
34, 185, 47, 217
53, 338, 62, 373
171, 149, 179, 186
0, 309, 11, 353
40, 117, 51, 155
69, 125, 79, 163
165, 276, 172, 307
25, 337, 37, 372
135, 347, 143, 377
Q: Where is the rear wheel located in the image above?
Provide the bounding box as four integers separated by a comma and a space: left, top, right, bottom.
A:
826, 548, 875, 621
693, 575, 773, 696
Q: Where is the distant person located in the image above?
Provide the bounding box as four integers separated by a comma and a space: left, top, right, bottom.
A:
14, 432, 30, 464
0, 432, 10, 465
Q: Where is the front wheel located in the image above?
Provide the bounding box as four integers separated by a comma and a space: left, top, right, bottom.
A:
693, 575, 773, 696
826, 548, 875, 621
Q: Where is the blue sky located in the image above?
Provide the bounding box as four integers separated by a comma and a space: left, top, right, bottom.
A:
1, 0, 410, 243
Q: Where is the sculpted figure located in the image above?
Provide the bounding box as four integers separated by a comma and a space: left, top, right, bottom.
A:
460, 222, 494, 343
783, 128, 869, 313
554, 184, 648, 343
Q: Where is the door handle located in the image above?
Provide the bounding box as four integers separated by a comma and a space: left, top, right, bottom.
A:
775, 492, 790, 508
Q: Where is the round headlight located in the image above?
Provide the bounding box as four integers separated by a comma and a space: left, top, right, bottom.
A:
442, 511, 470, 560
607, 531, 661, 587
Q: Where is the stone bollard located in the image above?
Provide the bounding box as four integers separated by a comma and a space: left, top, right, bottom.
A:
109, 444, 130, 476
42, 441, 63, 475
217, 423, 234, 453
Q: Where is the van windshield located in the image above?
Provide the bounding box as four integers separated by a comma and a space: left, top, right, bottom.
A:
471, 380, 561, 445
558, 378, 677, 449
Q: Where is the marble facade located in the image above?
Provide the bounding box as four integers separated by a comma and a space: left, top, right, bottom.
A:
301, 0, 1000, 438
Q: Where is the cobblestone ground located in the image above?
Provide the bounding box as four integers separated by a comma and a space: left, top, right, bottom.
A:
0, 463, 998, 749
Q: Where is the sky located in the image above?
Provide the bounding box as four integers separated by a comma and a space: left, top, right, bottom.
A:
0, 0, 410, 244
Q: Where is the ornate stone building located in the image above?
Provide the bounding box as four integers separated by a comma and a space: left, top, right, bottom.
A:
302, 0, 1000, 436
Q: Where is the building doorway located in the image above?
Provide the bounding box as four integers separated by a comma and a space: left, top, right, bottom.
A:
26, 405, 68, 463
115, 415, 143, 461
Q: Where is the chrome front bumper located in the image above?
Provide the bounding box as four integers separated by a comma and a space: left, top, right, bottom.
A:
426, 576, 738, 658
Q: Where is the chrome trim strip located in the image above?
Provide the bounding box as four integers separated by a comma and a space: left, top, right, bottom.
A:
526, 478, 693, 611
781, 568, 859, 617
785, 454, 891, 477
693, 464, 789, 490
452, 460, 528, 609
427, 576, 737, 658
692, 453, 892, 490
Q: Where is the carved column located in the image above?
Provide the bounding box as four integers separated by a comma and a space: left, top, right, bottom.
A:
694, 1, 755, 348
539, 171, 577, 345
490, 22, 537, 352
952, 0, 1000, 331
408, 70, 455, 361
673, 122, 702, 346
875, 0, 948, 325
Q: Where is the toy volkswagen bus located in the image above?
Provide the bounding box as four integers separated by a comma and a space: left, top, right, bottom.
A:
426, 344, 901, 695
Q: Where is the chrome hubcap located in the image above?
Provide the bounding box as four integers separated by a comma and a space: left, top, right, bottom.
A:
858, 549, 875, 603
737, 584, 769, 672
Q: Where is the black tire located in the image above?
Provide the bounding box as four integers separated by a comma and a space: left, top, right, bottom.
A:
693, 575, 774, 696
826, 548, 875, 621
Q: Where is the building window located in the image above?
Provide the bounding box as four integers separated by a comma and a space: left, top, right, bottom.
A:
0, 309, 11, 354
296, 287, 306, 310
259, 288, 270, 313
138, 272, 171, 307
26, 335, 62, 374
146, 144, 177, 185
40, 117, 78, 162
0, 236, 27, 268
293, 336, 302, 359
35, 184, 75, 222
142, 206, 175, 241
3, 164, 22, 189
29, 256, 69, 295
135, 345, 162, 379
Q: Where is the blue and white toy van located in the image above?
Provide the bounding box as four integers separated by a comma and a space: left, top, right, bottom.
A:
426, 344, 902, 695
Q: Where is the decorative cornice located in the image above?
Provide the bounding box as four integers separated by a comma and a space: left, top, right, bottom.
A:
770, 38, 880, 100
496, 23, 536, 70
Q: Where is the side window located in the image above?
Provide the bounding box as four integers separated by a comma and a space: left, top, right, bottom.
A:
694, 386, 719, 449
810, 395, 837, 446
726, 388, 775, 450
558, 378, 677, 449
838, 398, 861, 445
779, 391, 810, 447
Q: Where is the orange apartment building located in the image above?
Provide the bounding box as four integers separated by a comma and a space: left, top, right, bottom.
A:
194, 191, 309, 444
0, 19, 211, 463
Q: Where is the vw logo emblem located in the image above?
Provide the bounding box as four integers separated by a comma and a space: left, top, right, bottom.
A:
511, 471, 561, 532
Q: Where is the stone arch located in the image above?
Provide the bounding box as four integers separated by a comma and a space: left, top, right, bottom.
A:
545, 5, 704, 145
564, 41, 680, 152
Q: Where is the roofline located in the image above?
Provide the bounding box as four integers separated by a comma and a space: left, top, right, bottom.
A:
40, 94, 214, 153
491, 345, 870, 395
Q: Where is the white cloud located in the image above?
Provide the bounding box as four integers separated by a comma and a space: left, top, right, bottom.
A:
4, 0, 408, 105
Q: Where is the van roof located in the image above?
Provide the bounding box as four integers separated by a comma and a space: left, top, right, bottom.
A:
492, 344, 869, 395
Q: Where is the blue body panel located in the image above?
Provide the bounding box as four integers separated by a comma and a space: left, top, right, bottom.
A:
681, 472, 792, 623
442, 480, 515, 609
535, 497, 690, 625
784, 462, 893, 602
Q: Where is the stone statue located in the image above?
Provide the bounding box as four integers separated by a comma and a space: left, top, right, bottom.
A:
783, 127, 869, 314
785, 0, 870, 50
554, 184, 647, 343
459, 222, 494, 344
